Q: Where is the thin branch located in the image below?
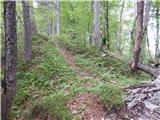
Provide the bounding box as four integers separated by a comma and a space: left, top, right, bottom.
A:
16, 13, 24, 27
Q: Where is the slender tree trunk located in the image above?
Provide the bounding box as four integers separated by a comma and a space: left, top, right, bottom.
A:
106, 1, 110, 49
31, 18, 38, 36
31, 2, 38, 36
130, 1, 137, 55
155, 2, 160, 62
140, 1, 152, 62
2, 1, 17, 120
56, 0, 60, 35
52, 16, 55, 35
30, 2, 38, 36
147, 31, 152, 60
131, 0, 144, 70
101, 2, 106, 47
47, 18, 51, 35
93, 0, 101, 48
117, 0, 125, 54
22, 1, 32, 61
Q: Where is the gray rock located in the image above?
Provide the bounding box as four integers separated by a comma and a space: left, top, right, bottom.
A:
124, 78, 160, 120
153, 91, 160, 97
150, 97, 160, 106
143, 100, 158, 111
125, 95, 134, 102
131, 88, 142, 95
127, 94, 146, 109
151, 80, 160, 87
154, 107, 160, 114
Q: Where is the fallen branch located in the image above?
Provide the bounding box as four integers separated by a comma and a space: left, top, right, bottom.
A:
137, 63, 160, 78
102, 49, 160, 78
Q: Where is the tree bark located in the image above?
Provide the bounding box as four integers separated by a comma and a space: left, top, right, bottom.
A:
155, 2, 160, 62
52, 16, 55, 35
140, 1, 152, 62
22, 1, 32, 61
56, 0, 60, 35
47, 18, 51, 35
93, 0, 101, 48
30, 2, 38, 36
103, 48, 160, 78
131, 0, 144, 70
2, 1, 17, 120
106, 1, 110, 49
117, 0, 125, 54
137, 63, 160, 78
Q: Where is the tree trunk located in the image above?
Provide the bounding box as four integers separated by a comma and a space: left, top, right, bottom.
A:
2, 1, 17, 120
155, 2, 160, 62
106, 1, 110, 49
31, 18, 38, 36
47, 18, 51, 35
140, 1, 152, 62
93, 0, 101, 48
131, 0, 144, 70
22, 1, 32, 61
30, 2, 38, 36
56, 0, 60, 35
52, 16, 55, 35
117, 0, 125, 54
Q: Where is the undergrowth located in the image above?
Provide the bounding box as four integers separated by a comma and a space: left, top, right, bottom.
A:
97, 84, 124, 110
29, 93, 73, 120
56, 36, 151, 87
10, 35, 152, 119
12, 35, 77, 118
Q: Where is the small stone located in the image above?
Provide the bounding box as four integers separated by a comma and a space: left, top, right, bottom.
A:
154, 107, 160, 114
147, 93, 152, 97
131, 88, 141, 95
72, 110, 77, 114
143, 100, 158, 111
125, 95, 134, 102
150, 97, 160, 106
151, 80, 160, 87
153, 91, 160, 98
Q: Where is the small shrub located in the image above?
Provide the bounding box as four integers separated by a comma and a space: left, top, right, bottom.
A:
30, 93, 73, 120
32, 34, 49, 45
98, 84, 124, 110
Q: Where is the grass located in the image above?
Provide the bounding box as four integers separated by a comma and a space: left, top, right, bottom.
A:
57, 36, 151, 87
55, 36, 152, 111
12, 35, 78, 119
98, 84, 124, 110
29, 93, 73, 120
9, 34, 152, 119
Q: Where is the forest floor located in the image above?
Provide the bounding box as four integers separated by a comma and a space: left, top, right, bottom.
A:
57, 45, 121, 120
10, 35, 152, 120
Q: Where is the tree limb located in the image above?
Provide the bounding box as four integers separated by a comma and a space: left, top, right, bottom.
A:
102, 49, 160, 78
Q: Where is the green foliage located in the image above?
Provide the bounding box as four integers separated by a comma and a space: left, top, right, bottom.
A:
14, 40, 76, 107
98, 84, 124, 110
57, 37, 151, 86
29, 93, 73, 120
57, 36, 99, 56
61, 1, 92, 40
32, 34, 48, 42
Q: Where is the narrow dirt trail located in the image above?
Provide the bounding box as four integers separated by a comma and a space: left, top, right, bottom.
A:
56, 44, 122, 120
57, 46, 104, 84
58, 47, 85, 77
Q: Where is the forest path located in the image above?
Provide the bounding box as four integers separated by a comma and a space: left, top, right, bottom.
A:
56, 43, 122, 120
57, 44, 102, 84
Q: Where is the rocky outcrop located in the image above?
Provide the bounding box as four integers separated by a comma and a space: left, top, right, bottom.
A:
125, 76, 160, 120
